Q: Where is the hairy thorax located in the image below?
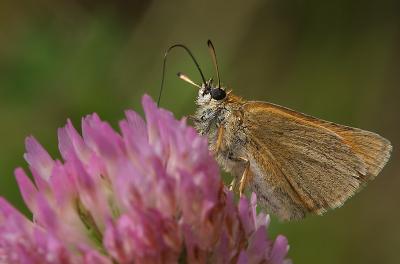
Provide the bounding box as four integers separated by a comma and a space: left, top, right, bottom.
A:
193, 94, 249, 179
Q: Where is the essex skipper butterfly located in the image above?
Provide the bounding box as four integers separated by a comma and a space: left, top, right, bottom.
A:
158, 40, 392, 220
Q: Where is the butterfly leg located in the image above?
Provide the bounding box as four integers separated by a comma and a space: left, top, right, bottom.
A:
227, 156, 250, 195
229, 178, 238, 192
214, 125, 224, 154
238, 157, 250, 196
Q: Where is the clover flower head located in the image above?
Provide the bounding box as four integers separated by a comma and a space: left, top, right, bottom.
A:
0, 95, 290, 264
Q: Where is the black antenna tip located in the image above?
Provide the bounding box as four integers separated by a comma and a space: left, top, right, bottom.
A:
177, 72, 182, 77
207, 39, 213, 47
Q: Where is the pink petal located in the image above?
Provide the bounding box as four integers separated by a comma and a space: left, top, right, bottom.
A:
104, 217, 131, 263
124, 110, 147, 141
14, 168, 38, 214
247, 228, 269, 263
238, 196, 255, 236
48, 161, 76, 206
82, 113, 124, 160
83, 249, 112, 264
24, 136, 54, 181
269, 235, 289, 264
237, 251, 249, 264
119, 119, 152, 160
250, 192, 270, 229
141, 94, 160, 143
34, 193, 58, 234
69, 155, 109, 228
0, 197, 26, 222
33, 228, 70, 263
58, 119, 88, 162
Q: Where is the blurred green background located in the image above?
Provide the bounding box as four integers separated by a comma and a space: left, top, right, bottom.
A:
0, 0, 399, 263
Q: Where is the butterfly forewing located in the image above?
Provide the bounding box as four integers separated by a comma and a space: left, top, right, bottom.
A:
242, 101, 392, 220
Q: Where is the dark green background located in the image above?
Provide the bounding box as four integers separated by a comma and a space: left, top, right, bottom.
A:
1, 1, 399, 263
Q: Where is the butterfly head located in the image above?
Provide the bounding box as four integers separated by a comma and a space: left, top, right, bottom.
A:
177, 73, 227, 106
199, 78, 226, 102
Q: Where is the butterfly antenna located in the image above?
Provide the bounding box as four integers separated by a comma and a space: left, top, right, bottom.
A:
158, 44, 206, 106
207, 40, 221, 89
177, 72, 202, 89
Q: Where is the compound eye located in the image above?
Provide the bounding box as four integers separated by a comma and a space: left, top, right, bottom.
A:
210, 88, 226, 100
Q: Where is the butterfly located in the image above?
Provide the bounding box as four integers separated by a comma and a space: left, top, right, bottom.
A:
158, 40, 392, 220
